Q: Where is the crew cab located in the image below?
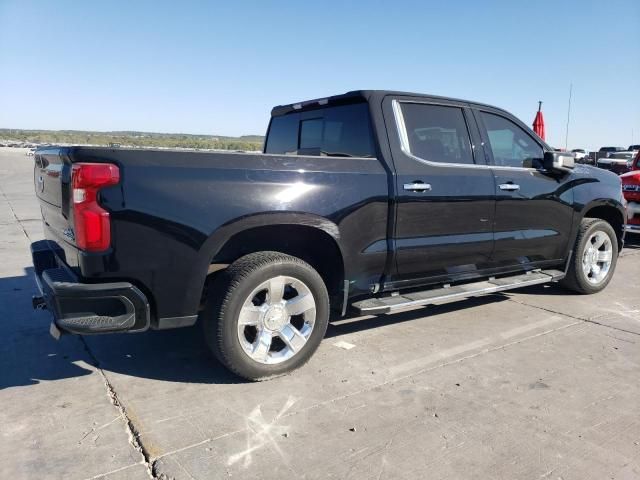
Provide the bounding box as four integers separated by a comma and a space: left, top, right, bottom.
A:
31, 90, 626, 380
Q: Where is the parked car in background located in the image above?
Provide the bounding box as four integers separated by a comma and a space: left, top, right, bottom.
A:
628, 145, 640, 152
599, 146, 625, 157
30, 90, 625, 380
571, 149, 591, 164
597, 151, 637, 175
621, 150, 640, 233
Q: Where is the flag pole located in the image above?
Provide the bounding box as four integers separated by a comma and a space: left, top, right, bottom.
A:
564, 83, 572, 150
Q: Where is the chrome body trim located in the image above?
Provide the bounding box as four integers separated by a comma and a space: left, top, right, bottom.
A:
391, 99, 540, 172
341, 279, 349, 317
403, 182, 432, 191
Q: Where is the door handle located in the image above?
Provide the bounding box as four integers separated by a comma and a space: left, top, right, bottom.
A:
403, 182, 432, 192
499, 183, 520, 191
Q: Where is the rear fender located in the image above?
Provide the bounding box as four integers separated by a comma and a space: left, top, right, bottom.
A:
201, 212, 342, 263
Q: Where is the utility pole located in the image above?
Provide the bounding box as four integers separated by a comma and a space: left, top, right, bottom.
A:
564, 83, 572, 151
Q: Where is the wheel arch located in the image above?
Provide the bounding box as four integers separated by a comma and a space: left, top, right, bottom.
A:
202, 213, 345, 300
581, 200, 625, 251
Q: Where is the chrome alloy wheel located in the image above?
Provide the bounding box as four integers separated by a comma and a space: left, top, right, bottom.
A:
237, 275, 316, 364
582, 231, 613, 285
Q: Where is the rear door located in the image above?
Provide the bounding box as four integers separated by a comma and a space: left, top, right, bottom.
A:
474, 108, 574, 267
382, 96, 496, 286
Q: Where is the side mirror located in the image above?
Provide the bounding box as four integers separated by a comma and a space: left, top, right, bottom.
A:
543, 151, 575, 172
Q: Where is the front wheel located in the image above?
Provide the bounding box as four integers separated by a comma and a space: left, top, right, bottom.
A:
561, 218, 618, 294
203, 252, 329, 381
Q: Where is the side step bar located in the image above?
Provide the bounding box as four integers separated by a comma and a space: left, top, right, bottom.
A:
352, 269, 565, 315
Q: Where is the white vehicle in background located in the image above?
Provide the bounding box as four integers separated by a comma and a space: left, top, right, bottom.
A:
26, 148, 36, 156
571, 149, 590, 163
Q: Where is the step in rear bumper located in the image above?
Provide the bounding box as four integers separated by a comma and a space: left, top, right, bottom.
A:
31, 240, 150, 334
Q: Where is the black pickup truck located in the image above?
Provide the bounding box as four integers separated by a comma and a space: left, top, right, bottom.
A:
31, 90, 626, 380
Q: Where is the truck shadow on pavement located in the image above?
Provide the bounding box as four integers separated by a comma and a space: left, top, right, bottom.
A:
0, 267, 97, 390
3, 240, 637, 389
623, 234, 640, 251
1, 267, 510, 388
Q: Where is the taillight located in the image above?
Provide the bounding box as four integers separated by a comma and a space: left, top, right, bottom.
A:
71, 163, 120, 251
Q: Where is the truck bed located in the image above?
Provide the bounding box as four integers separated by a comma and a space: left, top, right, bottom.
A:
34, 146, 390, 326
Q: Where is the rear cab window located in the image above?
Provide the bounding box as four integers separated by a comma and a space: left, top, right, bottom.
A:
265, 102, 375, 158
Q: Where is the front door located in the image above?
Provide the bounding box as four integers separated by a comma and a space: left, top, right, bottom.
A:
475, 109, 574, 267
383, 97, 496, 287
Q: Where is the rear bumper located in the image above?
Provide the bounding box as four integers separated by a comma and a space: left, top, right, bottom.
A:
31, 240, 150, 334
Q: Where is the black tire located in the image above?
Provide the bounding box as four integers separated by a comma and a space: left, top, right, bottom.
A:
560, 218, 618, 294
202, 251, 329, 381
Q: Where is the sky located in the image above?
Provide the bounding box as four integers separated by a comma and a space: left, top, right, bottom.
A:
1, 0, 638, 150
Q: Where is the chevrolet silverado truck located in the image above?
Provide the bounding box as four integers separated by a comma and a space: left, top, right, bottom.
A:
31, 90, 626, 380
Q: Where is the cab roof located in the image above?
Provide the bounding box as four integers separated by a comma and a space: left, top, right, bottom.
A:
270, 90, 505, 117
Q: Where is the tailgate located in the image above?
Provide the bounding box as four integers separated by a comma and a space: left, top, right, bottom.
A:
34, 148, 75, 247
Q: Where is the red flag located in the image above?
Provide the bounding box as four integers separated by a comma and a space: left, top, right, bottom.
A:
533, 101, 545, 140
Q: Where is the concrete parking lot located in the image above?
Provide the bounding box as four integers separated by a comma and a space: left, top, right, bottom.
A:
1, 147, 639, 480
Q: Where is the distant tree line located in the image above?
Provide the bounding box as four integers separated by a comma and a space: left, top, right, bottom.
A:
0, 129, 265, 151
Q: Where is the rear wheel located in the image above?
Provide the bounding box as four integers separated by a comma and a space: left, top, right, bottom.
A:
203, 252, 329, 381
561, 218, 618, 294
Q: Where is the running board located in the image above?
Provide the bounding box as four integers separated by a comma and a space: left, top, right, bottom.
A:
352, 269, 565, 315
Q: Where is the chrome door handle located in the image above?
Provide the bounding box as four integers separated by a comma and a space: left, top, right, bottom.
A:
403, 182, 432, 192
499, 183, 520, 191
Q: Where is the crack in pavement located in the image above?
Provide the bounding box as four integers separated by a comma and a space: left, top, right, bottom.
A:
152, 319, 582, 463
0, 186, 32, 242
506, 296, 640, 337
79, 337, 160, 479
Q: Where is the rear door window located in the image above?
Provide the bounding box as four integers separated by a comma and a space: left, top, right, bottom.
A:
400, 103, 475, 165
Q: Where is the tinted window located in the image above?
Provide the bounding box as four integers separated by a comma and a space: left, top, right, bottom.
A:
265, 103, 375, 157
299, 118, 323, 149
319, 103, 375, 157
265, 113, 299, 154
400, 103, 474, 164
480, 112, 543, 168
